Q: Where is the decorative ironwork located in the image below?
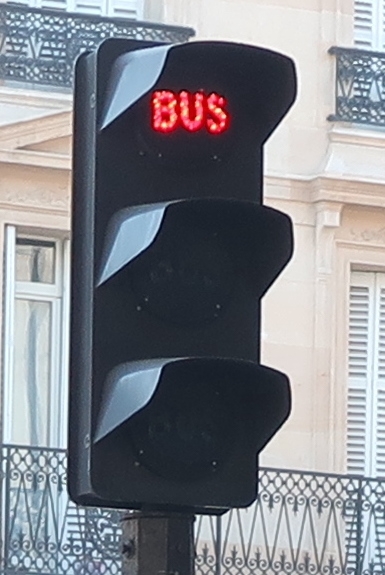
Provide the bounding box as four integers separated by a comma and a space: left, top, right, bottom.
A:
0, 445, 122, 575
0, 3, 194, 88
329, 46, 385, 126
196, 469, 385, 574
1, 444, 385, 575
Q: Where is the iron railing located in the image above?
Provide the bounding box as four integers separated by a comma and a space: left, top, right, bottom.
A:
329, 46, 385, 126
1, 444, 385, 575
0, 3, 194, 88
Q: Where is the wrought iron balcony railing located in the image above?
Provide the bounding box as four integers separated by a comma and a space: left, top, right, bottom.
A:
0, 3, 194, 88
1, 444, 385, 575
329, 46, 385, 127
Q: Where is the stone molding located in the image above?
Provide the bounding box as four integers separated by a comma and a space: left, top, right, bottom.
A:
0, 111, 71, 150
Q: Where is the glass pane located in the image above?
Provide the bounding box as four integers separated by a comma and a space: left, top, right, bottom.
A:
11, 299, 51, 446
16, 239, 55, 284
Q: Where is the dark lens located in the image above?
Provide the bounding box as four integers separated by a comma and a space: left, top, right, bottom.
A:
130, 209, 235, 326
129, 366, 235, 481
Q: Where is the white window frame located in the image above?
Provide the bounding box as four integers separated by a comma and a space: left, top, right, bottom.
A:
2, 226, 70, 448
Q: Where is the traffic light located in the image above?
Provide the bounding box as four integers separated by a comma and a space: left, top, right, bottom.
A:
69, 38, 297, 514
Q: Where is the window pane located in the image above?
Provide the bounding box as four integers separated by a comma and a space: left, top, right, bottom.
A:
11, 299, 51, 446
16, 239, 55, 284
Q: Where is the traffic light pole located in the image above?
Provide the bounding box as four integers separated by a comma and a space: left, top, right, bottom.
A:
121, 511, 195, 574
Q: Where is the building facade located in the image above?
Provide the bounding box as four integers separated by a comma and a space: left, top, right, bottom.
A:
1, 0, 385, 573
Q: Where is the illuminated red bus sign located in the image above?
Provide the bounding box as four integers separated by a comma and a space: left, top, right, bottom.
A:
151, 90, 230, 134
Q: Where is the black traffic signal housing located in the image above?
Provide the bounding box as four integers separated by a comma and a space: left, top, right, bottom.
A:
69, 38, 297, 514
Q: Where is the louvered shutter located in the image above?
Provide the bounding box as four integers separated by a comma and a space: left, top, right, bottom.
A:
108, 0, 141, 19
13, 0, 72, 10
374, 277, 385, 476
347, 272, 385, 572
347, 273, 373, 476
40, 0, 70, 10
70, 0, 142, 18
354, 0, 385, 49
348, 271, 385, 477
11, 0, 143, 18
354, 0, 375, 48
381, 0, 385, 50
346, 275, 372, 572
71, 0, 107, 15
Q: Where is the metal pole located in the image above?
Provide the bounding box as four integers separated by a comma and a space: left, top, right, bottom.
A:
121, 511, 195, 575
215, 515, 222, 575
2, 445, 12, 573
355, 477, 363, 575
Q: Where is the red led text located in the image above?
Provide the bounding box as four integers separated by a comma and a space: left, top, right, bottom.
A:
151, 90, 229, 135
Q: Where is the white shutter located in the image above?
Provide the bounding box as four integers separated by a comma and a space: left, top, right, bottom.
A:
354, 0, 375, 48
108, 0, 142, 19
72, 0, 107, 15
346, 277, 372, 571
40, 0, 70, 11
347, 273, 385, 573
10, 0, 68, 9
73, 0, 142, 18
9, 0, 142, 18
382, 0, 385, 49
347, 274, 373, 475
348, 271, 385, 478
354, 0, 385, 50
374, 280, 385, 476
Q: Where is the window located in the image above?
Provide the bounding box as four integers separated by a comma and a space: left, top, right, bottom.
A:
3, 227, 70, 448
347, 271, 385, 477
354, 0, 385, 50
346, 271, 385, 572
13, 0, 144, 19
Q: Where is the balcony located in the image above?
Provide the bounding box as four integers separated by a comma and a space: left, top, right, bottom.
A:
1, 444, 385, 575
0, 3, 194, 89
329, 46, 385, 127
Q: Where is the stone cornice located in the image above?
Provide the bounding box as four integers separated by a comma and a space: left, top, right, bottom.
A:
0, 86, 72, 110
265, 172, 385, 209
0, 111, 72, 150
0, 88, 71, 169
0, 148, 70, 170
329, 124, 385, 149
